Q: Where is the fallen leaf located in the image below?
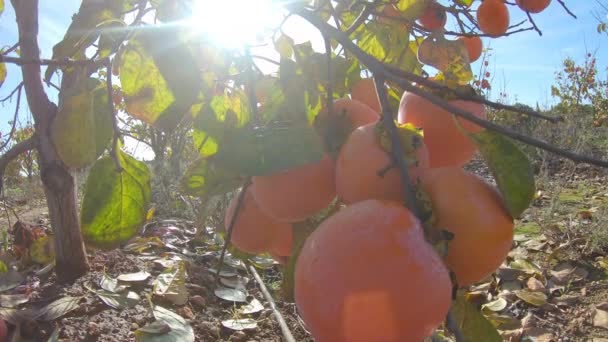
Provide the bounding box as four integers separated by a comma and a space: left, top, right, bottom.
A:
482, 298, 507, 313
526, 277, 546, 292
214, 287, 247, 303
594, 307, 608, 330
0, 293, 30, 308
99, 273, 127, 293
137, 321, 171, 334
96, 289, 141, 310
521, 327, 555, 341
117, 271, 151, 282
510, 259, 542, 275
0, 270, 25, 292
220, 276, 249, 290
550, 262, 588, 284
515, 289, 547, 307
240, 298, 264, 315
221, 318, 257, 331
135, 305, 194, 341
207, 267, 237, 278
153, 261, 189, 306
33, 296, 81, 321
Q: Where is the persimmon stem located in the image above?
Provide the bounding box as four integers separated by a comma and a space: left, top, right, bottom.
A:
215, 179, 251, 286
373, 76, 422, 218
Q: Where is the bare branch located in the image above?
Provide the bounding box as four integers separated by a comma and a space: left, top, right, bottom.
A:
297, 10, 608, 168
248, 264, 296, 342
0, 82, 23, 103
0, 55, 100, 67
374, 76, 421, 217
557, 0, 577, 18
10, 0, 56, 121
525, 11, 543, 36
0, 135, 37, 192
1, 42, 20, 56
0, 85, 23, 151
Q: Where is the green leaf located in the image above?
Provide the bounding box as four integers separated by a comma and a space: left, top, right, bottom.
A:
81, 151, 151, 249
213, 121, 324, 176
469, 130, 536, 218
180, 157, 242, 198
119, 30, 201, 131
274, 34, 294, 59
91, 84, 115, 158
451, 293, 502, 342
0, 62, 6, 88
135, 305, 194, 342
51, 76, 99, 168
0, 0, 4, 17
45, 2, 117, 81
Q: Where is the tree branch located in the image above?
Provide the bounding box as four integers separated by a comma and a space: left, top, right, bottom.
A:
0, 135, 38, 191
0, 55, 99, 67
0, 85, 23, 151
297, 10, 608, 168
10, 0, 56, 121
105, 60, 123, 172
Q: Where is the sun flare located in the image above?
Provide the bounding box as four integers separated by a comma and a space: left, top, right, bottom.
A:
191, 0, 283, 48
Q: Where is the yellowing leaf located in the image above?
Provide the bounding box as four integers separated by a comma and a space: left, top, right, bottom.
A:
418, 35, 473, 84
29, 235, 55, 265
0, 62, 6, 88
81, 151, 151, 249
153, 261, 189, 306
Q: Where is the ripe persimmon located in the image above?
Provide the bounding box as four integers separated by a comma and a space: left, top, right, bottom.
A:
351, 78, 382, 113
335, 122, 429, 204
417, 2, 447, 31
459, 36, 483, 62
269, 225, 293, 257
516, 0, 551, 13
295, 199, 452, 342
420, 167, 514, 286
314, 98, 379, 157
477, 0, 510, 37
224, 188, 291, 255
398, 91, 486, 168
251, 155, 336, 223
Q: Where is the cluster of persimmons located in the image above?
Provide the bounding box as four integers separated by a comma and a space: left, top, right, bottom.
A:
218, 1, 554, 340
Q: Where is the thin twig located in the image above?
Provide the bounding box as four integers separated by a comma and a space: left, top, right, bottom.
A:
1, 42, 20, 56
0, 82, 23, 103
105, 60, 123, 172
215, 179, 251, 285
0, 85, 23, 151
297, 10, 608, 168
557, 0, 577, 18
248, 263, 296, 342
0, 135, 37, 193
525, 11, 543, 36
0, 55, 100, 67
374, 76, 421, 217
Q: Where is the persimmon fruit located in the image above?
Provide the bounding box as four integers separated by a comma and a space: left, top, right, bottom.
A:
477, 0, 510, 37
398, 91, 487, 168
335, 122, 429, 204
516, 0, 551, 13
251, 155, 336, 223
295, 199, 452, 342
351, 78, 382, 114
418, 2, 447, 31
223, 188, 291, 255
420, 167, 514, 286
459, 36, 483, 62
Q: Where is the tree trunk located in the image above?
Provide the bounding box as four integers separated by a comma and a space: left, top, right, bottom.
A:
11, 0, 89, 283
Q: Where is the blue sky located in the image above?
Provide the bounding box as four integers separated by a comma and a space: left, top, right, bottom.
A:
0, 0, 606, 135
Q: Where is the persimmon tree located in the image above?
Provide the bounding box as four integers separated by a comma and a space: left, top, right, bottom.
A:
1, 0, 607, 339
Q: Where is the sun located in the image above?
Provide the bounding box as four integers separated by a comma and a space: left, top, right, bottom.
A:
190, 0, 284, 48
